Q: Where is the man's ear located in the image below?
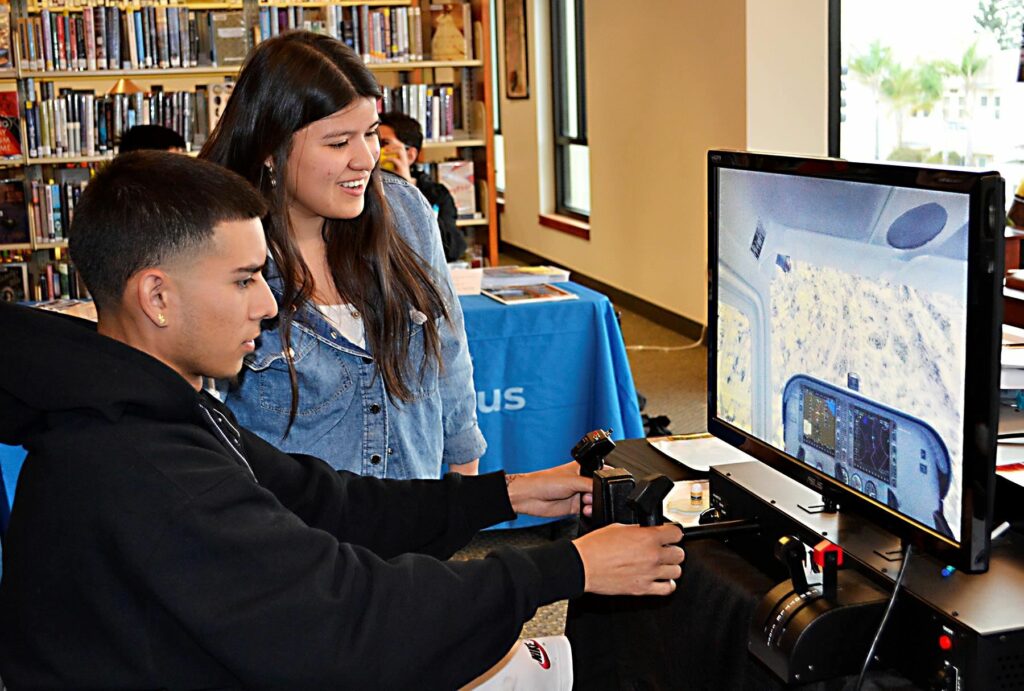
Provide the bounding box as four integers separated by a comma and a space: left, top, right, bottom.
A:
132, 268, 173, 328
408, 146, 420, 164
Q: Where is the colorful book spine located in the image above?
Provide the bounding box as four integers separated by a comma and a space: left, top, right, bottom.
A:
67, 13, 78, 70
74, 14, 86, 70
188, 11, 198, 66
40, 10, 52, 70
82, 6, 95, 71
106, 4, 119, 70
25, 100, 38, 158
93, 5, 106, 71
178, 8, 190, 68
24, 19, 37, 70
133, 8, 145, 67
166, 6, 180, 68
154, 6, 168, 68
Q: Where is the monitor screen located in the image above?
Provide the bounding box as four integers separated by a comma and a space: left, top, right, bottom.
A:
708, 151, 1003, 572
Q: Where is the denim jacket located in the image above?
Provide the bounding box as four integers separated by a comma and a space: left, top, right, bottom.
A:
224, 174, 486, 479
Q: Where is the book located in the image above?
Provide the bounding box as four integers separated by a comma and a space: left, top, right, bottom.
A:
0, 179, 28, 246
34, 297, 96, 320
0, 2, 12, 69
448, 266, 482, 295
481, 283, 578, 306
209, 11, 247, 66
166, 5, 180, 67
437, 159, 477, 218
0, 89, 19, 157
429, 2, 471, 60
481, 265, 570, 289
0, 261, 27, 302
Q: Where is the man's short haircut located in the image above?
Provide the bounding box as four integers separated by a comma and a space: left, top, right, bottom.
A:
379, 111, 423, 152
69, 151, 268, 310
118, 124, 187, 153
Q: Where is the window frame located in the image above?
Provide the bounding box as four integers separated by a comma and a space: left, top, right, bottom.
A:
550, 0, 589, 221
827, 0, 842, 157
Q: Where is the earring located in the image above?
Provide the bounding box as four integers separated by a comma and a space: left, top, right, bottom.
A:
157, 313, 167, 326
265, 163, 277, 189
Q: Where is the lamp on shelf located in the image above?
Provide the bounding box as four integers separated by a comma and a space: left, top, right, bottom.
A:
107, 79, 143, 96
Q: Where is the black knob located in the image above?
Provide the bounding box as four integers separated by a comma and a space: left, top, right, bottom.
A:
571, 429, 616, 477
775, 535, 809, 594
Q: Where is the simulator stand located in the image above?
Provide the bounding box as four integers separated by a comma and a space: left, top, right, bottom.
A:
713, 461, 1024, 690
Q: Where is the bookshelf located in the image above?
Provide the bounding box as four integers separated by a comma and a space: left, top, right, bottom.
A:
0, 0, 499, 301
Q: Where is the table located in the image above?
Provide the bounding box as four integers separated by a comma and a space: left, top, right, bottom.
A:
460, 282, 644, 529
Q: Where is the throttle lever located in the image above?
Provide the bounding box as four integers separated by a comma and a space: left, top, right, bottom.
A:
626, 474, 674, 526
775, 535, 810, 594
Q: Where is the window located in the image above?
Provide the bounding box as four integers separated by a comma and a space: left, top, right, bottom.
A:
490, 1, 505, 194
550, 0, 589, 219
833, 0, 1024, 188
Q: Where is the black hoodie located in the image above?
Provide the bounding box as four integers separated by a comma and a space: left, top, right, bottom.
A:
0, 303, 583, 689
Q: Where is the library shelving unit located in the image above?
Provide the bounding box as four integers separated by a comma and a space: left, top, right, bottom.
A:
0, 0, 499, 303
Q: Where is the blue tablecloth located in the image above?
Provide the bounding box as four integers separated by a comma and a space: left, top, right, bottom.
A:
461, 282, 644, 529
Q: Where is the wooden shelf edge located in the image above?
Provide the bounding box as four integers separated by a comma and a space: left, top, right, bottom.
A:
19, 66, 240, 79
366, 59, 483, 71
422, 138, 485, 149
456, 217, 488, 227
27, 2, 243, 11
260, 0, 409, 5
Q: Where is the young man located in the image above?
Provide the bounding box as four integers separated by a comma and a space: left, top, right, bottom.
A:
0, 152, 684, 688
379, 111, 467, 262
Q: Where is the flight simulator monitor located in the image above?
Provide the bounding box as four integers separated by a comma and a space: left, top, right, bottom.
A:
707, 151, 1004, 572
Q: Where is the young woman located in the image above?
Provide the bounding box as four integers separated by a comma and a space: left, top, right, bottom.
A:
201, 31, 485, 479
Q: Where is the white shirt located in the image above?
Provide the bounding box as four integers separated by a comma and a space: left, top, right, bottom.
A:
316, 303, 365, 349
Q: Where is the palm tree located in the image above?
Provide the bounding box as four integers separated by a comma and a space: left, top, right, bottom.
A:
941, 44, 989, 165
974, 0, 1024, 50
848, 41, 892, 159
881, 63, 920, 151
878, 61, 945, 157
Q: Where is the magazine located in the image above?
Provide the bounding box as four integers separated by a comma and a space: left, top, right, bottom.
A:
480, 265, 570, 289
481, 282, 578, 305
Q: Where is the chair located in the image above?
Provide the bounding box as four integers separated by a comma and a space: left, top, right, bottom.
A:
0, 444, 26, 538
0, 446, 26, 690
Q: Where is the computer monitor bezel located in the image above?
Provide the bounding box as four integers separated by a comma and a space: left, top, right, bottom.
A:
706, 150, 1003, 573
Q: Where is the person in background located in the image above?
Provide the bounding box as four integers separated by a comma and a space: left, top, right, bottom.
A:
201, 32, 484, 479
118, 124, 187, 153
0, 151, 687, 688
379, 111, 467, 262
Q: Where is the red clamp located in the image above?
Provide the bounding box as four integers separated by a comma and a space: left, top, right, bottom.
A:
812, 539, 844, 570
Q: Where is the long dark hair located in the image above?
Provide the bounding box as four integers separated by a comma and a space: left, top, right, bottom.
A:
201, 31, 449, 429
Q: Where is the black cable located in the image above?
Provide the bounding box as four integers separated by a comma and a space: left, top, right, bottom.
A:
998, 432, 1024, 440
854, 542, 913, 691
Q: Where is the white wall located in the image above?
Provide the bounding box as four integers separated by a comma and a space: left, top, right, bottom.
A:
498, 0, 829, 325
746, 1, 829, 156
